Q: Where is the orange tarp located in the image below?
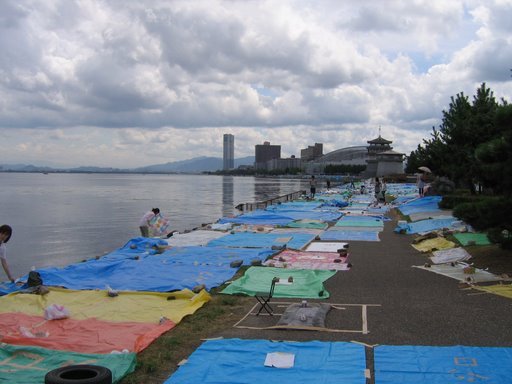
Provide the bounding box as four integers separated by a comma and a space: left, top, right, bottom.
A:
0, 312, 175, 354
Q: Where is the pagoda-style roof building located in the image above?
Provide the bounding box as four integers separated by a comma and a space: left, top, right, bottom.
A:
363, 131, 404, 177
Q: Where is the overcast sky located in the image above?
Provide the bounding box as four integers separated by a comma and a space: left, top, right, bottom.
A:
1, 0, 511, 168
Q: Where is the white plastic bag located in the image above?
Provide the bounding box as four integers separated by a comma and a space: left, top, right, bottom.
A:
44, 304, 70, 320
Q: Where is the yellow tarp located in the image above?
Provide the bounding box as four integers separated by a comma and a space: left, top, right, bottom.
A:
0, 287, 210, 324
411, 237, 456, 253
473, 284, 512, 299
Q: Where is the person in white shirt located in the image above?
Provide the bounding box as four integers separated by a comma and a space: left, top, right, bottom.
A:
139, 208, 160, 237
0, 225, 15, 283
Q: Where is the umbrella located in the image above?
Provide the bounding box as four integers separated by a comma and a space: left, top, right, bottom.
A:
418, 166, 432, 173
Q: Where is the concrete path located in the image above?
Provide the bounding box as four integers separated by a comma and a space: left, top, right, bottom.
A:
217, 210, 512, 382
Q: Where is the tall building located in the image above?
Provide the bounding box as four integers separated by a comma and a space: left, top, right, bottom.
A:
301, 143, 323, 161
223, 134, 234, 170
254, 141, 281, 170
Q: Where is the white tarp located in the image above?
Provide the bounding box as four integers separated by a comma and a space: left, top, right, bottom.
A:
166, 230, 228, 246
305, 241, 349, 253
429, 247, 472, 264
413, 263, 502, 283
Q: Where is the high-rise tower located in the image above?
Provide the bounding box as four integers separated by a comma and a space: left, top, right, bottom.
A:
223, 134, 235, 170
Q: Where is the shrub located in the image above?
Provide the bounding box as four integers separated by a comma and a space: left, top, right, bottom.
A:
487, 227, 512, 250
439, 194, 481, 209
453, 197, 512, 230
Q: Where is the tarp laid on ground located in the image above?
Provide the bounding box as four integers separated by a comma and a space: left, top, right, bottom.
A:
206, 231, 316, 249
411, 237, 457, 253
17, 246, 274, 293
397, 196, 442, 216
413, 263, 501, 283
397, 217, 458, 234
164, 338, 366, 384
165, 230, 228, 246
0, 343, 136, 384
263, 249, 349, 271
221, 266, 336, 299
335, 216, 384, 228
374, 344, 512, 384
304, 241, 349, 252
429, 247, 472, 264
409, 210, 453, 222
218, 211, 294, 226
473, 284, 512, 299
262, 209, 342, 222
321, 229, 380, 242
284, 219, 329, 229
0, 312, 175, 354
0, 288, 210, 324
453, 232, 491, 246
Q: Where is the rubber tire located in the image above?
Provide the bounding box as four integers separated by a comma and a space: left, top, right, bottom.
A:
44, 365, 112, 384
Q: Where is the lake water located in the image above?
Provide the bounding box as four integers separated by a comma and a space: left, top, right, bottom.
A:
0, 173, 309, 279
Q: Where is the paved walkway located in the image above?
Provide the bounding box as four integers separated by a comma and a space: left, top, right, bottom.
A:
218, 209, 512, 382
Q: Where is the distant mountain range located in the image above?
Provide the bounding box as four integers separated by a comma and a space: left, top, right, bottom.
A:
0, 156, 255, 174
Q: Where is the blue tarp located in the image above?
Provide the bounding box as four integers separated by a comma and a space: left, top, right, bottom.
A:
397, 196, 442, 216
164, 338, 367, 384
207, 231, 316, 249
375, 345, 512, 384
396, 217, 457, 234
218, 211, 294, 226
321, 229, 380, 242
10, 246, 274, 293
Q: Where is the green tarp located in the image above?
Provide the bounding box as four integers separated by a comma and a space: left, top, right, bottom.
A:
453, 232, 491, 246
0, 344, 136, 383
221, 266, 336, 299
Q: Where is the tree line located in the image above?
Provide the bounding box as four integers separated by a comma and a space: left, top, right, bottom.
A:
406, 83, 512, 248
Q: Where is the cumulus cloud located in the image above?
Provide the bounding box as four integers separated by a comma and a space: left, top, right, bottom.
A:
0, 0, 511, 167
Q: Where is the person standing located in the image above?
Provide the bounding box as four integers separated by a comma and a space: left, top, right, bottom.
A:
380, 178, 387, 203
0, 225, 15, 283
309, 175, 317, 198
374, 177, 382, 203
139, 208, 160, 237
417, 173, 426, 197
326, 179, 331, 190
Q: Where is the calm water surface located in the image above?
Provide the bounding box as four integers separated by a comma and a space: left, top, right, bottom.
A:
0, 173, 308, 278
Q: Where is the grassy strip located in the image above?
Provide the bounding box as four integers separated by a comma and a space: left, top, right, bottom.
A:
120, 267, 253, 384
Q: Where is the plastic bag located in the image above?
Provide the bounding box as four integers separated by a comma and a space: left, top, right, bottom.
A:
44, 304, 70, 320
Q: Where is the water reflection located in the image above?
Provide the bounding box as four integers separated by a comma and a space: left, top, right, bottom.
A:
222, 176, 234, 217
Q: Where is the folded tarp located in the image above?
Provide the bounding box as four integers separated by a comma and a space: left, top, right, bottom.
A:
397, 196, 442, 216
24, 246, 274, 292
221, 266, 336, 299
321, 229, 380, 242
164, 338, 366, 384
0, 287, 210, 324
207, 232, 316, 249
0, 344, 136, 384
453, 232, 491, 246
397, 217, 458, 234
263, 249, 349, 271
0, 312, 174, 354
429, 247, 472, 264
413, 263, 501, 283
411, 237, 457, 253
375, 344, 512, 383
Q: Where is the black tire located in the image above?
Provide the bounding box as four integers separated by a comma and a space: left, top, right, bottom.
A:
44, 365, 112, 384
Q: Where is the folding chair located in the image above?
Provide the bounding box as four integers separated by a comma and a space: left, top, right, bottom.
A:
255, 277, 279, 316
